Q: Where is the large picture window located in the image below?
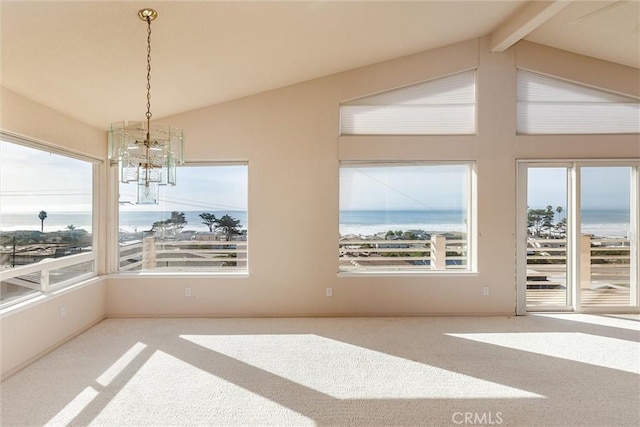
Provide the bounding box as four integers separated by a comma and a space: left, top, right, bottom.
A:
339, 162, 473, 273
117, 163, 248, 273
0, 137, 97, 307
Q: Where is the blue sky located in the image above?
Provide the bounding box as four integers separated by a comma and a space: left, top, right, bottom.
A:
0, 141, 247, 214
118, 165, 248, 212
340, 164, 468, 211
0, 141, 93, 213
1, 140, 635, 214
528, 166, 631, 209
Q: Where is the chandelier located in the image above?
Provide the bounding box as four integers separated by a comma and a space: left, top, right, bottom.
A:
108, 8, 184, 204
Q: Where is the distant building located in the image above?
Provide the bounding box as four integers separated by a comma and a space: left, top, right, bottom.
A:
193, 232, 220, 241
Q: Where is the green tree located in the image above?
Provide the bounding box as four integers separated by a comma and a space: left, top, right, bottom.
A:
65, 224, 78, 242
555, 206, 565, 236
403, 231, 417, 240
541, 205, 555, 235
38, 210, 47, 232
199, 212, 217, 232
215, 214, 241, 241
528, 205, 564, 237
555, 217, 567, 236
527, 208, 546, 236
152, 211, 187, 238
169, 211, 187, 235
151, 219, 171, 237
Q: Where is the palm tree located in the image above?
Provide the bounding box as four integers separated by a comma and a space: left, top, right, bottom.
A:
38, 210, 47, 232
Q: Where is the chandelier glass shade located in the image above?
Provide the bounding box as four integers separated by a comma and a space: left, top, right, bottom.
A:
108, 121, 184, 204
108, 8, 184, 204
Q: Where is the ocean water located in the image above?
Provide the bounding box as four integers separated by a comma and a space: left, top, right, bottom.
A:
0, 209, 632, 238
339, 210, 468, 236
0, 211, 248, 234
579, 209, 631, 238
0, 212, 95, 233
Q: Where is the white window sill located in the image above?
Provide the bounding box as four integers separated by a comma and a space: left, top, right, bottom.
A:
109, 271, 250, 279
338, 270, 478, 278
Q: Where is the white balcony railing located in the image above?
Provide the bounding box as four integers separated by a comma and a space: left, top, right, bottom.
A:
0, 252, 96, 307
527, 235, 631, 289
119, 237, 247, 272
339, 234, 467, 271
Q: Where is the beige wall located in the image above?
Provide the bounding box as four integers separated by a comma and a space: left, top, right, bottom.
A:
0, 87, 106, 159
106, 38, 639, 317
0, 280, 106, 379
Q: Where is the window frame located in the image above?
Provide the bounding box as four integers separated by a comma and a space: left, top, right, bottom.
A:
112, 161, 250, 277
516, 158, 640, 314
338, 160, 477, 276
0, 131, 101, 309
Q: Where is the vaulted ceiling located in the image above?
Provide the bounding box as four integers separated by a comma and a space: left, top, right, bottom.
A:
2, 1, 639, 129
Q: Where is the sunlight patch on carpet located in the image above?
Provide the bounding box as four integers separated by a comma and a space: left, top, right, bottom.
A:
90, 350, 314, 426
45, 386, 98, 427
96, 342, 147, 387
534, 313, 640, 332
447, 332, 640, 374
180, 334, 545, 400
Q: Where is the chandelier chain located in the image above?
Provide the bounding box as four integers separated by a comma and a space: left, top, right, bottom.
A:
145, 16, 152, 121
109, 8, 184, 205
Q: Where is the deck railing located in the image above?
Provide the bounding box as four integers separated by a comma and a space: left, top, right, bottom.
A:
119, 237, 247, 272
527, 235, 631, 288
339, 234, 467, 271
0, 252, 96, 306
116, 234, 637, 278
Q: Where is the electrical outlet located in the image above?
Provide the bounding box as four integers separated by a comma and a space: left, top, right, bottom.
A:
326, 287, 333, 297
482, 287, 490, 296
185, 287, 192, 297
60, 306, 67, 319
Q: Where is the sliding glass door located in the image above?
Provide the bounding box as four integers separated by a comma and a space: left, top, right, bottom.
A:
517, 161, 639, 313
580, 167, 634, 307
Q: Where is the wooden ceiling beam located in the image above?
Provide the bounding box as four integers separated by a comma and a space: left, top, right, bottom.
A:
491, 1, 573, 52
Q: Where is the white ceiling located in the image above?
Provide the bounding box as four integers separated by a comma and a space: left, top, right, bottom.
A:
2, 1, 639, 130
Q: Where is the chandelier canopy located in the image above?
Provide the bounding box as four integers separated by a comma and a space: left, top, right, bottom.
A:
108, 8, 184, 204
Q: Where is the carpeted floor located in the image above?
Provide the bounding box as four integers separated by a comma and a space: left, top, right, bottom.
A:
1, 314, 639, 426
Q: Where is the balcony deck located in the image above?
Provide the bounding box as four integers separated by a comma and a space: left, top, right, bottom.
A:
527, 288, 632, 307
